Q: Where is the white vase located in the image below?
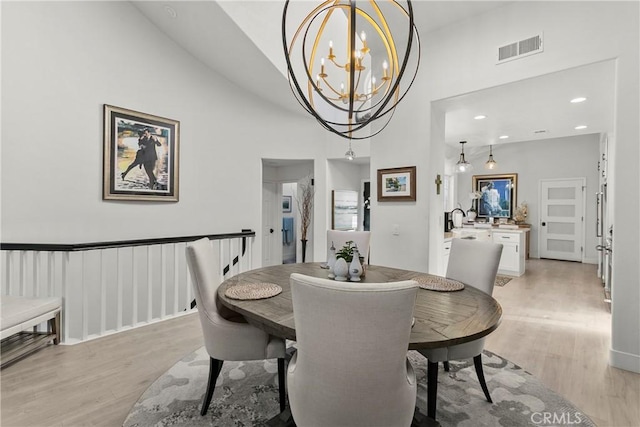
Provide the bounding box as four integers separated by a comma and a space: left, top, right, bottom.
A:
349, 248, 363, 282
333, 258, 349, 281
467, 210, 477, 221
327, 242, 336, 279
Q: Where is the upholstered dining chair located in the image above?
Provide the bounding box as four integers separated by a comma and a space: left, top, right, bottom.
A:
327, 230, 371, 261
418, 238, 503, 420
287, 273, 418, 427
185, 238, 287, 416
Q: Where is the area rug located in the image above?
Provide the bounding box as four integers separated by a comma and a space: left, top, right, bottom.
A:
495, 275, 513, 287
123, 347, 595, 427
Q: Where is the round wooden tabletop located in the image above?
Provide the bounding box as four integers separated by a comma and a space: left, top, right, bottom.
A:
218, 263, 502, 350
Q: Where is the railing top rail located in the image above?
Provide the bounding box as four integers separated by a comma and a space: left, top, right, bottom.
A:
0, 230, 255, 252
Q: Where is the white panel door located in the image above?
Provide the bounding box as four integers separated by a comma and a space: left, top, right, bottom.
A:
539, 178, 585, 261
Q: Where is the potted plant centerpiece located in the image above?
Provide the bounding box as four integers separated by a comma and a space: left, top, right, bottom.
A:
336, 240, 366, 279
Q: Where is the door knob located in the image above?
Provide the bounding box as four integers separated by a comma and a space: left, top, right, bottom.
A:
270, 228, 274, 233
541, 222, 546, 226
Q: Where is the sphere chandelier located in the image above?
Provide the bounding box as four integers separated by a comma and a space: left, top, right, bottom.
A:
282, 0, 421, 140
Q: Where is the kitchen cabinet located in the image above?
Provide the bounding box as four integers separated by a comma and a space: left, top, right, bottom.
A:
492, 231, 525, 276
442, 238, 452, 275
450, 227, 526, 277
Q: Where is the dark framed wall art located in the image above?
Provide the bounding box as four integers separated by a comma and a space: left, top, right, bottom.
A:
282, 195, 292, 213
472, 173, 518, 218
377, 166, 416, 202
103, 105, 180, 201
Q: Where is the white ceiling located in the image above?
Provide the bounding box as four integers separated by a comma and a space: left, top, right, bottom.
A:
132, 1, 511, 116
439, 60, 616, 150
133, 1, 615, 156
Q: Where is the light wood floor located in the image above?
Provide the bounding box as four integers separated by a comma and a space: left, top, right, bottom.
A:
1, 259, 639, 426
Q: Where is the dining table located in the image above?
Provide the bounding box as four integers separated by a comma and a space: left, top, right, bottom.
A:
217, 262, 503, 426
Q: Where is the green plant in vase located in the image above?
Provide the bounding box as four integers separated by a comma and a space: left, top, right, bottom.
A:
336, 241, 366, 277
336, 240, 356, 262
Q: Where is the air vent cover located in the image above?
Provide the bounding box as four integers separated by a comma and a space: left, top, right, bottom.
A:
497, 33, 544, 64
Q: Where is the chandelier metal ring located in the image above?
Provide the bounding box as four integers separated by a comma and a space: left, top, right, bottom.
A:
282, 0, 421, 140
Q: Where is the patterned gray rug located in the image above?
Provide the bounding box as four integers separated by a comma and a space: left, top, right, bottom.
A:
495, 275, 513, 287
124, 347, 594, 427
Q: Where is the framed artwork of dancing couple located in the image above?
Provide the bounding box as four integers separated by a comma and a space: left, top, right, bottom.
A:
103, 105, 180, 201
472, 173, 517, 219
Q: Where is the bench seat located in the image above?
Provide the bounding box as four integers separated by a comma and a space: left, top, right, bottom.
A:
1, 295, 62, 368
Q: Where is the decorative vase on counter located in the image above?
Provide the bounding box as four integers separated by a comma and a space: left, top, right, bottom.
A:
467, 210, 477, 221
349, 248, 363, 282
333, 258, 349, 281
327, 242, 337, 279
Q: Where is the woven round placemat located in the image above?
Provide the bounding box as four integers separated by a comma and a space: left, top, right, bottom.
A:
225, 283, 282, 300
411, 275, 465, 292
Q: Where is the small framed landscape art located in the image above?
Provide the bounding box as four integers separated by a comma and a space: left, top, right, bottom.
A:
103, 105, 180, 201
377, 166, 416, 202
282, 195, 292, 213
472, 173, 517, 219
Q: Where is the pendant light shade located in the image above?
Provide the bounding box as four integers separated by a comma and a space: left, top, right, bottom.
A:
345, 141, 356, 161
485, 145, 497, 170
455, 141, 472, 173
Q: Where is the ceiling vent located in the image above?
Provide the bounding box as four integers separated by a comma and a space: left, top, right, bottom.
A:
497, 33, 543, 64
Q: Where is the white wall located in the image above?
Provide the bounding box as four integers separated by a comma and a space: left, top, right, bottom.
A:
2, 1, 638, 373
370, 1, 639, 372
453, 134, 600, 261
1, 1, 324, 248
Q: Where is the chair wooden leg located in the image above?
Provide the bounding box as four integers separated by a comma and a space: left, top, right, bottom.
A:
277, 358, 286, 412
473, 354, 493, 403
427, 361, 439, 420
443, 361, 450, 372
201, 357, 224, 416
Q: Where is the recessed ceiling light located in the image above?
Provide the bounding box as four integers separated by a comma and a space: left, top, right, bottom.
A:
570, 97, 587, 103
575, 125, 588, 130
164, 5, 177, 19
474, 115, 487, 120
498, 135, 509, 139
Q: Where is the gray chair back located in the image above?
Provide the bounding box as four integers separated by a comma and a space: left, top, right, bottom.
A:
287, 273, 418, 427
446, 238, 503, 295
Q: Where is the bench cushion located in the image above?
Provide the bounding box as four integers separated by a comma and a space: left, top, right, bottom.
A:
1, 295, 62, 339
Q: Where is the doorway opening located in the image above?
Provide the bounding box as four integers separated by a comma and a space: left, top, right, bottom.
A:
261, 159, 314, 268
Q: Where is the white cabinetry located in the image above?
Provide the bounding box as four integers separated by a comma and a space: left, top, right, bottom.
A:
450, 228, 526, 277
492, 232, 525, 276
442, 238, 452, 275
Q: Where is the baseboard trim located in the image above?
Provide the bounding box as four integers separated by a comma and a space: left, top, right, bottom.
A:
610, 348, 640, 373
583, 257, 598, 265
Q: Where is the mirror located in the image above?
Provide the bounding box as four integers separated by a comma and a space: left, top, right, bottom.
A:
332, 190, 358, 230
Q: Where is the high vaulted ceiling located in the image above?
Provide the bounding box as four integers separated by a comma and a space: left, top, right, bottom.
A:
133, 1, 614, 153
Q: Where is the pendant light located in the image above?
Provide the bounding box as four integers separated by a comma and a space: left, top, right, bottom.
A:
485, 145, 497, 170
345, 141, 355, 161
455, 141, 472, 173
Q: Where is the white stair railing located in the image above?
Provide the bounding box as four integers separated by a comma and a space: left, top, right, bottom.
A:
1, 231, 255, 344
